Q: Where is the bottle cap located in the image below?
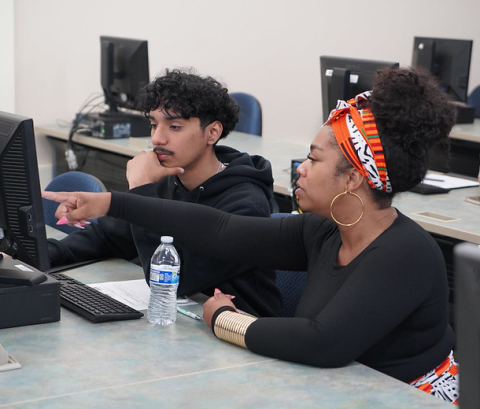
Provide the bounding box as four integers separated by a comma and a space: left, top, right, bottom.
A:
160, 236, 174, 243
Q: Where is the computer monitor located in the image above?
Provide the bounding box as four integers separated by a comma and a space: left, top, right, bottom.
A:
100, 36, 150, 113
79, 36, 151, 138
412, 37, 473, 103
320, 56, 399, 122
454, 242, 480, 408
0, 111, 50, 271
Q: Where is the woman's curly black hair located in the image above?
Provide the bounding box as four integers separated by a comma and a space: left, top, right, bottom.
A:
136, 69, 239, 139
371, 66, 456, 194
335, 66, 457, 207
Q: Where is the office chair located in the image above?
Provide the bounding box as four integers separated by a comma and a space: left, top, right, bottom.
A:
454, 242, 480, 408
43, 171, 107, 234
271, 212, 307, 317
467, 85, 480, 117
231, 92, 262, 136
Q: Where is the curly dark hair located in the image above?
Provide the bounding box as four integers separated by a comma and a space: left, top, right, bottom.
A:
371, 66, 456, 199
136, 69, 239, 140
334, 66, 456, 207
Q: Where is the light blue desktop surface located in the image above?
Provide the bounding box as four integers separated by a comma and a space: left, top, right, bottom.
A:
394, 185, 480, 244
0, 303, 452, 409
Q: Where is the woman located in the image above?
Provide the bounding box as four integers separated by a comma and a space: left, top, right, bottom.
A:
43, 67, 458, 404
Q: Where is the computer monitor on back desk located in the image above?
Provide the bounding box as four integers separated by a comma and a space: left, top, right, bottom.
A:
319, 56, 399, 122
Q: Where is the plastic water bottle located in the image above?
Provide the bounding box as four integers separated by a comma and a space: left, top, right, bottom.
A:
147, 236, 181, 325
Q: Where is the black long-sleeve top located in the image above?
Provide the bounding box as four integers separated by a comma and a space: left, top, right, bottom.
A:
108, 192, 454, 383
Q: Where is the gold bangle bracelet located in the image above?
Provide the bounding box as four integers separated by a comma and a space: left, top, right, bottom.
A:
213, 311, 257, 348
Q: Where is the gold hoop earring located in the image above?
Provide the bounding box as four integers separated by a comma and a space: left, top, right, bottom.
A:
330, 190, 364, 227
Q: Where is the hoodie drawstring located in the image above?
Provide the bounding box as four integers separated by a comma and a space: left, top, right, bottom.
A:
195, 186, 204, 203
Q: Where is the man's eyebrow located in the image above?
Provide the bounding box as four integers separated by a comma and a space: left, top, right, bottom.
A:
161, 110, 183, 121
310, 144, 323, 152
165, 114, 183, 121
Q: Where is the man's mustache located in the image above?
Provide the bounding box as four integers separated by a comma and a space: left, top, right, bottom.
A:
153, 147, 174, 155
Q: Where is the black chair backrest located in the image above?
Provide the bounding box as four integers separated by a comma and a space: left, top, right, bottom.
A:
231, 92, 262, 136
271, 213, 307, 317
43, 171, 107, 234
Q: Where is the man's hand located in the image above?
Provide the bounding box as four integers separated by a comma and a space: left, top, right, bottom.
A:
126, 151, 184, 189
41, 191, 112, 225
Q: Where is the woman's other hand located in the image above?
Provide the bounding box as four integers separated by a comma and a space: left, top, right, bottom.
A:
203, 288, 236, 329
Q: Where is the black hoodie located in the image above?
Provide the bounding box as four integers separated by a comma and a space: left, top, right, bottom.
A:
47, 145, 282, 317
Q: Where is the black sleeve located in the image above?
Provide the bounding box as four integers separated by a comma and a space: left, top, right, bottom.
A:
47, 214, 139, 267
108, 192, 312, 271
47, 183, 162, 267
244, 229, 445, 369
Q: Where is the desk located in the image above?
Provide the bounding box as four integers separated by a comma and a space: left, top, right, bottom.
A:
394, 187, 480, 245
39, 118, 480, 162
450, 118, 480, 143
0, 245, 451, 408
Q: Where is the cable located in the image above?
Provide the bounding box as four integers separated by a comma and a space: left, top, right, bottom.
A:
65, 121, 79, 171
78, 92, 104, 113
64, 92, 105, 171
65, 121, 94, 171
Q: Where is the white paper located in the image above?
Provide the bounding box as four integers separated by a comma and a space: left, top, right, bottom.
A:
89, 279, 196, 311
423, 172, 479, 189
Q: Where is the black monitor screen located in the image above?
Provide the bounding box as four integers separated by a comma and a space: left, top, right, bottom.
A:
320, 56, 399, 122
100, 36, 149, 112
0, 112, 50, 271
412, 37, 473, 102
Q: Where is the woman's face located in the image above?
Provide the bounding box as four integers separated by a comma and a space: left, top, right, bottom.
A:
295, 126, 347, 216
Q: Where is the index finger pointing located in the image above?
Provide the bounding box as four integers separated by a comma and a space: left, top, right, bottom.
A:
41, 190, 70, 202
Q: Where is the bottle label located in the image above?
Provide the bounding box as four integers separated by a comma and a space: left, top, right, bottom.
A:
150, 265, 180, 284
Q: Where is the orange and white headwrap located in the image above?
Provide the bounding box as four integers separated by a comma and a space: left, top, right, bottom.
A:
325, 91, 392, 193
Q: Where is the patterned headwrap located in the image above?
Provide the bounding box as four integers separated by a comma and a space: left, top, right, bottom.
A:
325, 91, 392, 193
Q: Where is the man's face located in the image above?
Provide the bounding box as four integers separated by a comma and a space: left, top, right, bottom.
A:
148, 109, 211, 172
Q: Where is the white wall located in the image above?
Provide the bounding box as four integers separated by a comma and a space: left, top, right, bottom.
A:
0, 0, 14, 112
13, 0, 480, 169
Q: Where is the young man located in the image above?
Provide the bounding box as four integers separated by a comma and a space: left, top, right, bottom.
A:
47, 69, 281, 317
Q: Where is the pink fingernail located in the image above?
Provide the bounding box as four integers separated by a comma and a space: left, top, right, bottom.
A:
73, 223, 85, 229
56, 216, 69, 225
214, 288, 222, 294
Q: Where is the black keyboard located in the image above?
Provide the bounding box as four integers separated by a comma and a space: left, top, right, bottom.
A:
49, 272, 144, 323
409, 182, 451, 195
